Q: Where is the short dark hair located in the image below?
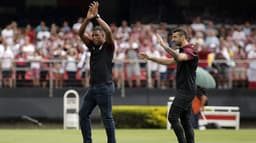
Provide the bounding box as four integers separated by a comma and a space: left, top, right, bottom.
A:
172, 27, 188, 39
93, 26, 104, 33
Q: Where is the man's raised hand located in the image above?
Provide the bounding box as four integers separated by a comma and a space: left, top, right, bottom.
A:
86, 1, 99, 20
91, 1, 99, 16
86, 5, 95, 20
156, 33, 167, 47
139, 53, 150, 60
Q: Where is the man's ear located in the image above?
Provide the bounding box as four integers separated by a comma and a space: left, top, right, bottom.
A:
102, 32, 106, 39
182, 35, 186, 40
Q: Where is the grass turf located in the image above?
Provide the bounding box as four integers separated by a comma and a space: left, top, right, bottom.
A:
0, 129, 255, 143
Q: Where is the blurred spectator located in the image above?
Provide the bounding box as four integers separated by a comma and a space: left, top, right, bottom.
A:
22, 36, 35, 56
12, 38, 22, 56
166, 53, 176, 88
0, 40, 14, 88
133, 21, 143, 34
117, 20, 131, 42
218, 25, 227, 38
158, 50, 168, 89
113, 46, 125, 89
212, 39, 231, 89
247, 47, 256, 89
205, 30, 219, 51
50, 23, 59, 36
146, 46, 160, 88
130, 21, 142, 41
24, 24, 36, 44
61, 21, 71, 34
139, 25, 153, 52
245, 40, 256, 53
247, 28, 256, 44
15, 48, 28, 87
110, 23, 118, 39
37, 25, 50, 41
183, 25, 193, 40
193, 31, 209, 69
225, 35, 238, 55
10, 21, 19, 36
36, 21, 49, 33
73, 17, 93, 33
232, 25, 246, 48
40, 50, 49, 88
205, 20, 218, 37
207, 44, 217, 68
28, 50, 42, 87
77, 46, 91, 88
125, 45, 141, 88
118, 20, 131, 34
73, 17, 83, 32
232, 46, 247, 87
191, 16, 206, 32
243, 21, 251, 36
190, 31, 205, 49
1, 24, 14, 46
198, 46, 211, 69
65, 48, 78, 87
53, 45, 66, 88
36, 35, 50, 54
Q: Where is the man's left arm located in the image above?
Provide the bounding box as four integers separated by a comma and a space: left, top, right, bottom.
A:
93, 2, 114, 45
162, 44, 192, 61
156, 34, 193, 61
96, 17, 114, 45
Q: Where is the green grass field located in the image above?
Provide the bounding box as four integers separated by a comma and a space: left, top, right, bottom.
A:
0, 129, 256, 143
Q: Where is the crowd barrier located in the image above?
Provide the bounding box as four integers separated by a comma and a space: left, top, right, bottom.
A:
199, 106, 240, 130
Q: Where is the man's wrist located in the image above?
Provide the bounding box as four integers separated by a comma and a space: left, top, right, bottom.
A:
93, 14, 100, 20
96, 14, 100, 19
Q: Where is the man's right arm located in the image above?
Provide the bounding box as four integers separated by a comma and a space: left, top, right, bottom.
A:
148, 56, 176, 65
79, 18, 91, 46
139, 53, 176, 65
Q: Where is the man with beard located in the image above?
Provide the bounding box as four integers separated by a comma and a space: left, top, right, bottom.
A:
140, 28, 198, 143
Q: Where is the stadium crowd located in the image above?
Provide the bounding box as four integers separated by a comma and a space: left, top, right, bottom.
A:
0, 16, 256, 89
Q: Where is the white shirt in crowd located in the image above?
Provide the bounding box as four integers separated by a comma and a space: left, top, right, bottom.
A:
114, 50, 125, 66
66, 55, 77, 72
118, 26, 131, 34
37, 31, 51, 40
190, 32, 205, 47
22, 44, 35, 55
220, 47, 231, 61
146, 49, 160, 71
245, 43, 255, 53
248, 50, 256, 70
12, 43, 21, 56
1, 28, 14, 46
0, 44, 4, 55
0, 47, 14, 70
73, 22, 93, 32
232, 30, 246, 42
28, 55, 42, 69
77, 50, 91, 71
158, 54, 167, 73
247, 49, 256, 82
191, 23, 206, 32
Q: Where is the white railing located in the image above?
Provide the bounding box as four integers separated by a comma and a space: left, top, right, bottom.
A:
0, 59, 254, 97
